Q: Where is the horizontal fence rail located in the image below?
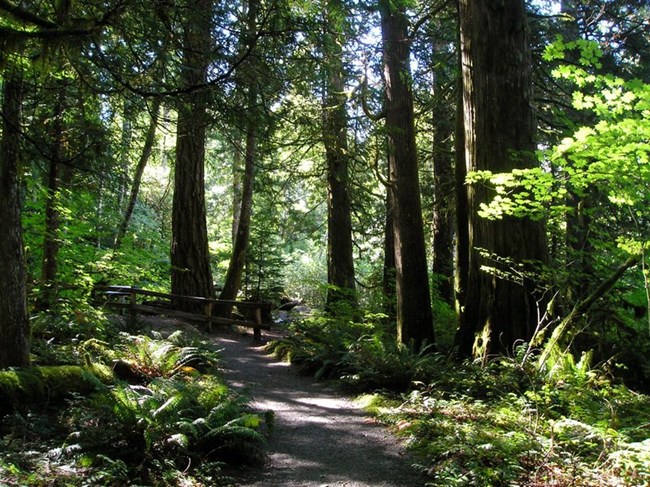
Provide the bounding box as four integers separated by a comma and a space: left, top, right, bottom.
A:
93, 285, 272, 341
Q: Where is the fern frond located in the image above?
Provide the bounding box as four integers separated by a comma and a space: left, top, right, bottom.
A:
152, 394, 184, 419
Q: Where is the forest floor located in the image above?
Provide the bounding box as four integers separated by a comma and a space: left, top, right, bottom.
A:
210, 325, 426, 487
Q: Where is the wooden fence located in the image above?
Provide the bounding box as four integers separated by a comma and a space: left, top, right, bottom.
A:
93, 285, 272, 341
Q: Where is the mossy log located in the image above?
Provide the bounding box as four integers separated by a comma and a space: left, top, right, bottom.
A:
0, 364, 112, 416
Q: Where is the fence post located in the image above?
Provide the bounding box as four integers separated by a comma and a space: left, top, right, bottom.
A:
129, 286, 137, 327
253, 306, 262, 342
204, 301, 213, 333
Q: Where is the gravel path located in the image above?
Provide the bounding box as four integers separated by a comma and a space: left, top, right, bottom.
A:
215, 330, 426, 487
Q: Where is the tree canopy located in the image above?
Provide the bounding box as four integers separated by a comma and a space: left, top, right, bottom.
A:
1, 0, 650, 482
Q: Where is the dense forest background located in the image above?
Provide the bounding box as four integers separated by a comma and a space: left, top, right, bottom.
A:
1, 0, 650, 485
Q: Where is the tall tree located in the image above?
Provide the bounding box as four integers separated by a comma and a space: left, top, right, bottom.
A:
114, 98, 161, 250
379, 0, 434, 347
35, 80, 68, 311
171, 0, 215, 302
455, 0, 548, 357
322, 0, 356, 310
429, 57, 456, 306
219, 0, 261, 306
0, 68, 30, 368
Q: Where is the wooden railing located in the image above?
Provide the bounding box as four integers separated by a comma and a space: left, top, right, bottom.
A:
93, 285, 272, 341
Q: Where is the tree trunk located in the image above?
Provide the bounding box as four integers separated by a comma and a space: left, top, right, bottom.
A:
39, 159, 60, 309
380, 0, 434, 348
455, 0, 548, 358
431, 94, 455, 305
382, 174, 396, 321
231, 144, 243, 244
219, 91, 257, 304
171, 0, 214, 305
117, 98, 133, 211
219, 0, 260, 308
323, 0, 356, 311
454, 74, 468, 317
114, 98, 161, 250
36, 87, 66, 311
0, 71, 30, 369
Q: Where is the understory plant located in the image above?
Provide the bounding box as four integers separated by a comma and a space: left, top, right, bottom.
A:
361, 350, 650, 486
269, 310, 442, 391
0, 320, 267, 486
272, 310, 649, 485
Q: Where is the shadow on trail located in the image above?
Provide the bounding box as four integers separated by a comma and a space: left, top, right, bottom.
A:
215, 333, 425, 487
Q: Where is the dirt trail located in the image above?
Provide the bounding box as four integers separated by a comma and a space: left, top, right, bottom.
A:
215, 330, 426, 487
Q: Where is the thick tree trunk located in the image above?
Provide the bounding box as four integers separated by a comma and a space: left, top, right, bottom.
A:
455, 0, 548, 358
0, 72, 30, 369
380, 0, 434, 348
171, 0, 214, 305
454, 75, 469, 317
323, 0, 356, 311
114, 98, 161, 250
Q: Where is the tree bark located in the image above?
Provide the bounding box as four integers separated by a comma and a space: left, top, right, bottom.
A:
323, 0, 356, 311
0, 71, 30, 369
114, 97, 161, 250
36, 85, 66, 311
171, 0, 214, 305
380, 0, 434, 348
382, 174, 396, 321
117, 98, 133, 211
455, 0, 548, 358
218, 0, 260, 309
219, 90, 257, 304
431, 93, 455, 305
231, 144, 243, 244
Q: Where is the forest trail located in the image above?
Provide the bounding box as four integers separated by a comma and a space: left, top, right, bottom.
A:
214, 329, 426, 487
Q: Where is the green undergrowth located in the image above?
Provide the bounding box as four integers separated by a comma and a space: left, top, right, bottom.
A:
0, 316, 269, 486
268, 310, 441, 390
272, 314, 650, 486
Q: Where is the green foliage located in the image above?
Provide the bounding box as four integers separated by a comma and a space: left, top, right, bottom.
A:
1, 327, 265, 485
111, 332, 219, 380
274, 307, 650, 485
269, 311, 444, 392
361, 353, 650, 486
0, 365, 108, 416
65, 374, 265, 468
340, 336, 442, 391
430, 293, 458, 353
269, 311, 370, 379
465, 38, 650, 390
22, 182, 171, 311
468, 40, 650, 250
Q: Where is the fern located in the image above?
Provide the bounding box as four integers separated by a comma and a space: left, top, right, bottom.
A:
57, 329, 266, 484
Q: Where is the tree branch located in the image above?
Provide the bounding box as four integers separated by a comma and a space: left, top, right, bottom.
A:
538, 253, 641, 370
0, 0, 57, 28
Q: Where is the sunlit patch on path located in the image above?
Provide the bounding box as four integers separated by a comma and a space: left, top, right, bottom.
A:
215, 330, 425, 487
